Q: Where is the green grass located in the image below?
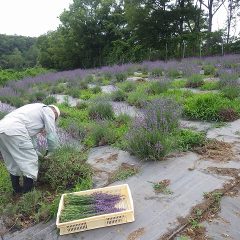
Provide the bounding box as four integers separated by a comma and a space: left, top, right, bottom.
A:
0, 162, 12, 212
184, 93, 240, 121
171, 79, 187, 88
200, 81, 219, 90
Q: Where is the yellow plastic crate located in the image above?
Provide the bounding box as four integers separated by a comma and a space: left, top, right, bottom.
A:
56, 184, 135, 235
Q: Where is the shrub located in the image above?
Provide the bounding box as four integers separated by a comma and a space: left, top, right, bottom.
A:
203, 64, 216, 75
167, 69, 181, 79
91, 86, 102, 94
76, 101, 88, 110
219, 73, 240, 99
0, 96, 25, 108
142, 98, 182, 133
2, 190, 57, 226
43, 96, 57, 105
0, 162, 12, 211
149, 68, 163, 77
126, 128, 173, 161
29, 92, 47, 102
79, 81, 88, 90
80, 89, 94, 100
65, 121, 87, 140
111, 90, 127, 101
119, 81, 136, 92
115, 72, 127, 82
39, 146, 92, 190
184, 93, 240, 121
103, 72, 113, 81
147, 79, 171, 95
65, 88, 80, 98
219, 72, 239, 88
177, 129, 205, 151
127, 92, 147, 108
88, 101, 114, 120
200, 81, 219, 90
126, 98, 181, 161
171, 79, 187, 88
186, 74, 204, 88
115, 113, 131, 125
89, 123, 116, 146
221, 86, 240, 99
84, 74, 94, 83
51, 83, 66, 94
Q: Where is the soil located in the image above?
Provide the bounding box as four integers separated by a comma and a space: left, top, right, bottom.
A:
127, 227, 145, 240
195, 140, 234, 162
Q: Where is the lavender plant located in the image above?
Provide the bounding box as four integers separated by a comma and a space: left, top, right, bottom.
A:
88, 101, 114, 120
126, 98, 181, 161
60, 192, 124, 222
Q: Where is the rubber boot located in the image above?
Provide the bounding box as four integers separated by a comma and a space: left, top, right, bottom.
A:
23, 176, 34, 193
10, 174, 22, 195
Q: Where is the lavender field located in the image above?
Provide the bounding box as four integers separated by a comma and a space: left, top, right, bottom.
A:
1, 54, 240, 239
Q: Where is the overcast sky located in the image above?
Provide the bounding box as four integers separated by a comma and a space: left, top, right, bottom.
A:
0, 0, 73, 37
0, 0, 236, 38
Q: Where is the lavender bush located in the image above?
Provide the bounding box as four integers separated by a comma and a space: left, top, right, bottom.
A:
126, 98, 182, 161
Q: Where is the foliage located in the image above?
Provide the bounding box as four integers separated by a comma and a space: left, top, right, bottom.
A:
88, 101, 115, 120
127, 91, 147, 108
111, 166, 139, 182
111, 90, 127, 101
118, 81, 136, 93
184, 93, 240, 121
65, 88, 80, 98
185, 74, 204, 88
0, 111, 7, 120
91, 86, 102, 94
221, 86, 240, 100
76, 101, 88, 110
39, 146, 92, 190
149, 68, 163, 78
126, 128, 174, 161
150, 179, 172, 194
167, 69, 181, 79
87, 122, 117, 147
115, 72, 127, 82
0, 162, 12, 211
202, 64, 216, 75
0, 34, 38, 70
147, 79, 171, 95
0, 67, 49, 86
171, 79, 187, 88
126, 98, 181, 161
200, 81, 219, 90
43, 96, 57, 105
177, 129, 206, 151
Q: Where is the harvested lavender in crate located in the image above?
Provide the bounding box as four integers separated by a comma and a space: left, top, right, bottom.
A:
60, 192, 125, 222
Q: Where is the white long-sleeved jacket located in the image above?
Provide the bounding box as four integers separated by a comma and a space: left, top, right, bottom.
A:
0, 103, 59, 152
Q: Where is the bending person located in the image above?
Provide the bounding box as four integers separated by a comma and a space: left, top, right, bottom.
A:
0, 103, 60, 194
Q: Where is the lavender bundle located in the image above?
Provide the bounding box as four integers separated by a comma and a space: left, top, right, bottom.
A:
60, 192, 124, 222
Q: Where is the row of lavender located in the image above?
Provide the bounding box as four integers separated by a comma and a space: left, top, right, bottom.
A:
0, 54, 240, 99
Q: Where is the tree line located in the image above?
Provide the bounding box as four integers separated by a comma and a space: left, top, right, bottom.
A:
0, 34, 38, 69
1, 0, 240, 70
